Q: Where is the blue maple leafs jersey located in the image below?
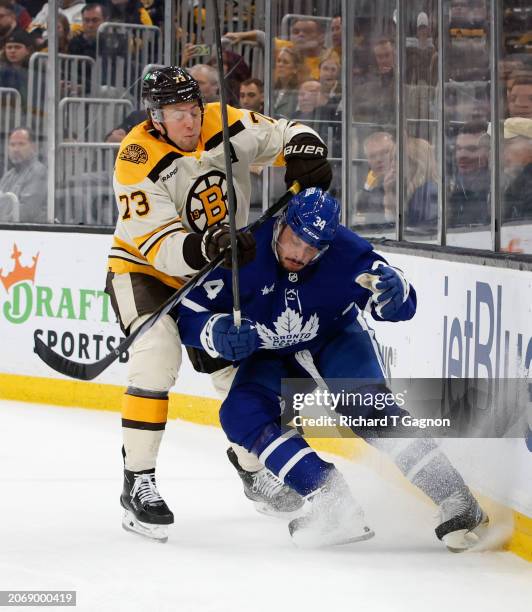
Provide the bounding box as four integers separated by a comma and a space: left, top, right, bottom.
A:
177, 218, 417, 357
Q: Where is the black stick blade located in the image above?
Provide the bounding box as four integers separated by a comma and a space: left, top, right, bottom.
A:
33, 336, 116, 381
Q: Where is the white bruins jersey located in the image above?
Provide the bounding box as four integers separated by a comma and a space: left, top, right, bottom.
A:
108, 103, 320, 289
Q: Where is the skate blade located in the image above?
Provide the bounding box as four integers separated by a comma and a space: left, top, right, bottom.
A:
443, 517, 489, 553
291, 524, 375, 549
122, 510, 169, 543
253, 500, 305, 520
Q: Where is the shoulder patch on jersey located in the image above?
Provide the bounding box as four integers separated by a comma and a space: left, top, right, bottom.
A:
115, 121, 180, 185
119, 143, 148, 164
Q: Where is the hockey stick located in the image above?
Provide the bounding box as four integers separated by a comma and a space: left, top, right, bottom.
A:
33, 183, 300, 381
211, 0, 242, 327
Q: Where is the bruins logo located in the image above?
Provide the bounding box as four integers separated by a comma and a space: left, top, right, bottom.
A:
186, 171, 236, 232
119, 144, 148, 164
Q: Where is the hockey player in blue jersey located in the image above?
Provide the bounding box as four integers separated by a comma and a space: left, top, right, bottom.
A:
177, 188, 488, 550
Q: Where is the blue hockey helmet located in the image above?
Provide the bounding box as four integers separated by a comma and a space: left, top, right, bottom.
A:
283, 187, 340, 250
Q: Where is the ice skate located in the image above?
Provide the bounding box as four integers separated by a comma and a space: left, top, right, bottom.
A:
436, 487, 489, 552
288, 471, 375, 548
226, 447, 304, 516
120, 469, 174, 543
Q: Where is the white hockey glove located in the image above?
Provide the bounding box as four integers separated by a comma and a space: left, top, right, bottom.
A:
356, 263, 409, 319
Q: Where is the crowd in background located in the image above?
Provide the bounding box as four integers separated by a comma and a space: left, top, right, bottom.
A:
0, 0, 531, 253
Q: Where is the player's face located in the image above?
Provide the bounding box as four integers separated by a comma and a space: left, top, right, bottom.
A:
276, 225, 319, 272
158, 101, 202, 151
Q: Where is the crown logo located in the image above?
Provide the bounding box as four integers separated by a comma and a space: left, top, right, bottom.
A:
0, 244, 39, 292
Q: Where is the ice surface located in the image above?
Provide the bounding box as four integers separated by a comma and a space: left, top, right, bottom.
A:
0, 400, 530, 612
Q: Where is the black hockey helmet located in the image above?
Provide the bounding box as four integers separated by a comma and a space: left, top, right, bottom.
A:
142, 66, 204, 122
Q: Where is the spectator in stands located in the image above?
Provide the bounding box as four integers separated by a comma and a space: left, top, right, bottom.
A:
0, 0, 18, 53
353, 36, 396, 124
0, 127, 47, 223
415, 12, 433, 49
279, 18, 327, 79
318, 49, 341, 109
119, 109, 147, 133
272, 47, 305, 118
448, 121, 490, 227
354, 131, 395, 221
19, 0, 41, 18
383, 138, 438, 228
187, 64, 218, 102
108, 0, 152, 25
57, 12, 71, 53
210, 48, 251, 106
293, 79, 337, 146
239, 78, 263, 112
6, 0, 30, 30
330, 14, 341, 56
35, 13, 71, 52
294, 79, 323, 120
105, 127, 126, 142
404, 138, 439, 228
67, 3, 107, 59
508, 76, 532, 120
29, 0, 86, 44
406, 12, 436, 86
224, 18, 327, 80
141, 0, 162, 28
0, 28, 34, 105
502, 117, 532, 221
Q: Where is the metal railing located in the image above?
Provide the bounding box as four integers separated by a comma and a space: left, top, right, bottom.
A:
27, 52, 96, 147
56, 142, 119, 225
59, 97, 134, 143
96, 22, 163, 106
0, 88, 22, 175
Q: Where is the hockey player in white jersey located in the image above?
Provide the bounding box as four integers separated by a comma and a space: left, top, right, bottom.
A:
105, 66, 331, 541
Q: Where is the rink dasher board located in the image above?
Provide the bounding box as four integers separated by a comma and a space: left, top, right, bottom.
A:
0, 228, 530, 561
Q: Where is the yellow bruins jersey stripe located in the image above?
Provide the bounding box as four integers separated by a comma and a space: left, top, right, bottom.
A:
199, 103, 245, 148
134, 217, 184, 253
143, 228, 188, 264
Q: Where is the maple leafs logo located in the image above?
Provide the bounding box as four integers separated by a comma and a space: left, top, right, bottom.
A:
256, 307, 319, 349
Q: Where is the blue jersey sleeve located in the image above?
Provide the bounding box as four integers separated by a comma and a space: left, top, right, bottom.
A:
177, 267, 233, 350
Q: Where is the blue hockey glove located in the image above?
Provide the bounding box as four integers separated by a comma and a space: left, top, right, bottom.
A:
203, 314, 259, 361
374, 265, 410, 319
356, 264, 409, 319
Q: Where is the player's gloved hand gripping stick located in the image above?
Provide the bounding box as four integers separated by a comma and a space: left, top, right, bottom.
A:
33, 183, 300, 381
